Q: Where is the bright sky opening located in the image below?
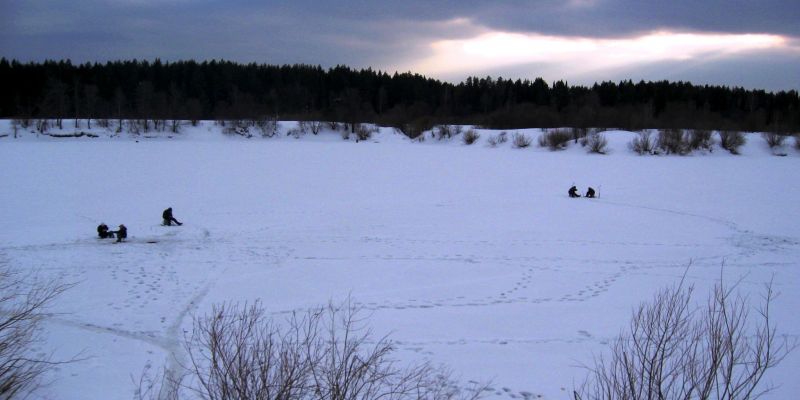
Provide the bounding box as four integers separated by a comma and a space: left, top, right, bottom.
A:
413, 30, 791, 78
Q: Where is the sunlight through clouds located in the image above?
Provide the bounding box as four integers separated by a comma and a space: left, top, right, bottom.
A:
413, 30, 790, 77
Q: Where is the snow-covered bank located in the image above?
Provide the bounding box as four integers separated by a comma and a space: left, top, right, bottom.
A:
1, 120, 799, 399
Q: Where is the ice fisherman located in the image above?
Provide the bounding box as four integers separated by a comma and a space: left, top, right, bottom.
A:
568, 185, 580, 198
585, 187, 596, 198
97, 223, 112, 239
162, 207, 182, 226
112, 224, 127, 243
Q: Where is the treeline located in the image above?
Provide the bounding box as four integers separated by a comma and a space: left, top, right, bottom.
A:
1, 58, 798, 135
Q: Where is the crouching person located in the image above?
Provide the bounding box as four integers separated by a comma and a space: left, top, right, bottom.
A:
113, 224, 127, 243
568, 185, 580, 198
97, 223, 113, 239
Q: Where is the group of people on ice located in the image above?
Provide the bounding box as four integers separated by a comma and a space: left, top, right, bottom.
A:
568, 185, 596, 198
96, 223, 127, 242
96, 207, 181, 243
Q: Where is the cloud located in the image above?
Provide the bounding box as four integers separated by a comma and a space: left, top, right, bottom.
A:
408, 29, 794, 81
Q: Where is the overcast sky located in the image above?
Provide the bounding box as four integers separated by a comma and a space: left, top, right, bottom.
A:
1, 0, 799, 91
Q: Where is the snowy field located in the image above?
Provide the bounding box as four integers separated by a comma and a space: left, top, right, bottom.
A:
1, 122, 799, 399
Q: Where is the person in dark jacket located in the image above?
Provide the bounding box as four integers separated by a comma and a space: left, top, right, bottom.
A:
113, 224, 127, 242
568, 185, 580, 198
97, 223, 112, 239
162, 207, 182, 226
585, 187, 596, 198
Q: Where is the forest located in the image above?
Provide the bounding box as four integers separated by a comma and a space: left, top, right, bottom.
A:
1, 58, 798, 136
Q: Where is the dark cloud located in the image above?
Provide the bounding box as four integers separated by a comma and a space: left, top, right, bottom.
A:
466, 0, 800, 37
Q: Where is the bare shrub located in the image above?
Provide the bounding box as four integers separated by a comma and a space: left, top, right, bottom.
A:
629, 131, 655, 155
719, 131, 746, 154
572, 127, 589, 143
222, 120, 252, 138
126, 119, 143, 136
487, 131, 508, 147
254, 115, 278, 137
761, 132, 786, 149
0, 267, 73, 398
135, 366, 180, 400
287, 128, 303, 139
512, 132, 532, 148
168, 300, 486, 400
35, 119, 50, 134
13, 118, 31, 130
169, 119, 181, 134
584, 132, 608, 154
575, 272, 795, 400
397, 118, 433, 140
462, 129, 480, 145
299, 120, 324, 135
497, 131, 508, 143
435, 124, 456, 140
10, 119, 20, 138
354, 124, 376, 142
327, 121, 340, 131
537, 129, 571, 150
688, 129, 713, 151
657, 128, 690, 155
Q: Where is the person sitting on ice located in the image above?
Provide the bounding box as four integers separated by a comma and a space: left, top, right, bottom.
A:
585, 187, 596, 198
162, 207, 182, 226
112, 224, 127, 243
97, 223, 112, 239
568, 185, 580, 198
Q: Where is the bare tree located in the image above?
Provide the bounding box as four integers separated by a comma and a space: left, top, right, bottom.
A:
307, 121, 324, 135
165, 299, 487, 400
83, 84, 99, 130
0, 267, 73, 398
113, 87, 125, 133
575, 271, 795, 400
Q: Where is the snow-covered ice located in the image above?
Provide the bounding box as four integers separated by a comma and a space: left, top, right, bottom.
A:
1, 122, 799, 399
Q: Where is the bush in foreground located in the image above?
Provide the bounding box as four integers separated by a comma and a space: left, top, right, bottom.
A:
575, 272, 795, 400
138, 300, 486, 400
0, 268, 72, 398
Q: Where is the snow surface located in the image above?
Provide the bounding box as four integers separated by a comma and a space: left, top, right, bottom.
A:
1, 121, 799, 399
